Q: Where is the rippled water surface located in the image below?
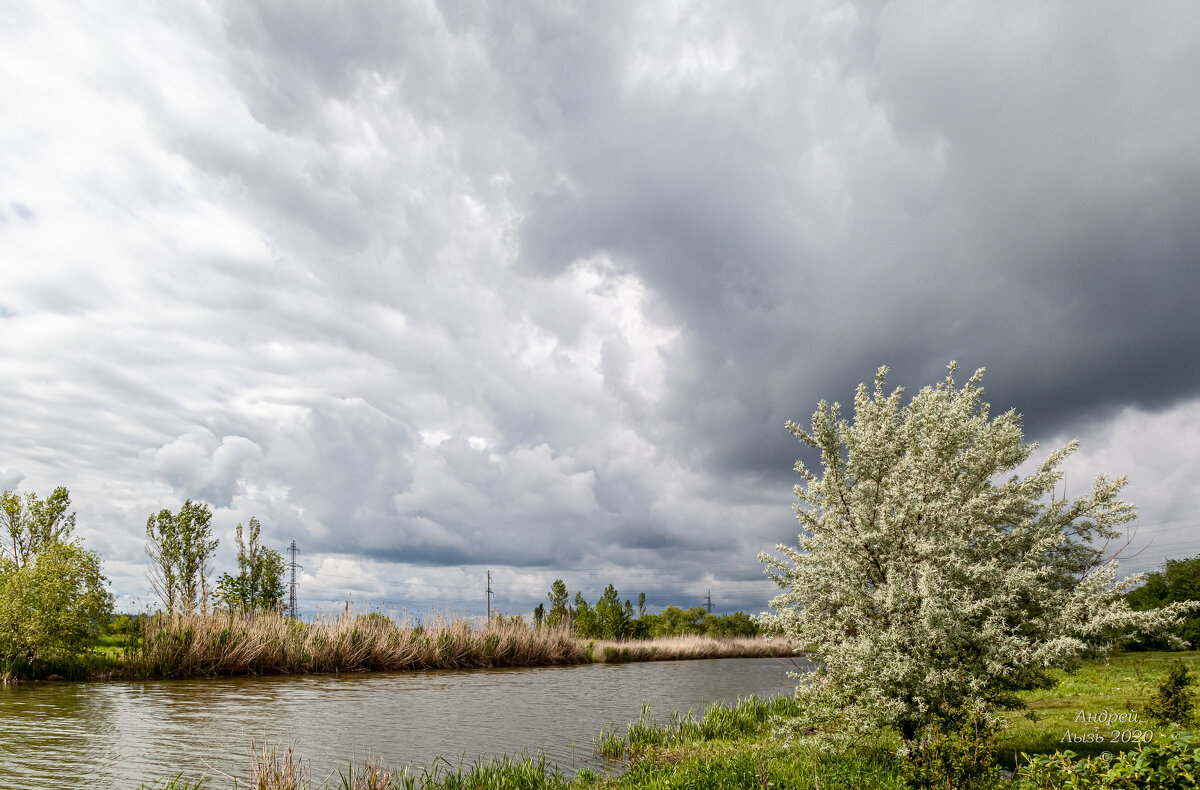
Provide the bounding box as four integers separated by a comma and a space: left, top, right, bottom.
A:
0, 657, 808, 788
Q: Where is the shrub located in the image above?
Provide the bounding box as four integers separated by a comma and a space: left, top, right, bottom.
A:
1143, 659, 1196, 726
1019, 727, 1200, 789
901, 715, 1005, 790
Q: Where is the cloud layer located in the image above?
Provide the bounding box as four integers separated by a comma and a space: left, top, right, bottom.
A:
2, 1, 1198, 614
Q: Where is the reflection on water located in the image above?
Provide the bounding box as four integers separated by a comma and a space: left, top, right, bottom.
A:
0, 656, 808, 789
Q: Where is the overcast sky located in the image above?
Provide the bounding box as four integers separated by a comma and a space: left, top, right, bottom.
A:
2, 1, 1198, 618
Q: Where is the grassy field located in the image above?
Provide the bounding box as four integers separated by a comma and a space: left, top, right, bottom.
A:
997, 649, 1200, 766
136, 649, 1200, 789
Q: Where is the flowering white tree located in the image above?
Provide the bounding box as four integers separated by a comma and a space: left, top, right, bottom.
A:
760, 363, 1196, 743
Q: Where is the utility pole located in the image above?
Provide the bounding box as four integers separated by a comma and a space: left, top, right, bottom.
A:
287, 540, 302, 619
705, 589, 713, 614
486, 570, 493, 623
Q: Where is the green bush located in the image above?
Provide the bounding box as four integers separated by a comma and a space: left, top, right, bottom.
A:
1019, 727, 1200, 789
1144, 659, 1197, 726
1126, 556, 1200, 650
901, 715, 1006, 790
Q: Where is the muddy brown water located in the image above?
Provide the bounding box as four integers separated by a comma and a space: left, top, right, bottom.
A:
0, 656, 810, 788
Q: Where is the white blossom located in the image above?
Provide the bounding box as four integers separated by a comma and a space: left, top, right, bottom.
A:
761, 363, 1198, 742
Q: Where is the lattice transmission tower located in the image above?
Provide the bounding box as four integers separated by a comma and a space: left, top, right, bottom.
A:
287, 540, 302, 619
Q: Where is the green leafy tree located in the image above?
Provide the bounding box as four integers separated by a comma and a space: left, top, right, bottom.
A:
703, 611, 760, 638
145, 500, 219, 616
545, 579, 569, 628
214, 517, 285, 614
0, 491, 113, 676
213, 572, 251, 615
629, 615, 651, 639
595, 584, 630, 638
635, 612, 658, 637
533, 603, 545, 627
637, 592, 646, 618
0, 486, 76, 568
574, 591, 599, 638
760, 363, 1198, 744
1127, 555, 1200, 649
651, 605, 708, 636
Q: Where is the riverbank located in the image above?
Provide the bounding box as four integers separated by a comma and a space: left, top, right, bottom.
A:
71, 612, 804, 681
136, 650, 1200, 789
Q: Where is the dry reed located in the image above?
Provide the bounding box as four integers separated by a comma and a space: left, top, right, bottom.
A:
588, 634, 804, 663
251, 743, 308, 790
130, 613, 802, 679
135, 612, 587, 678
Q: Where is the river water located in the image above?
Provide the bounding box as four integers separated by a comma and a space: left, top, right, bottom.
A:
0, 657, 808, 788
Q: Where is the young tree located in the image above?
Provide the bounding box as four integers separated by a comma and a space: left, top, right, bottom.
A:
574, 591, 599, 638
145, 509, 180, 616
533, 602, 545, 627
595, 584, 630, 638
760, 363, 1198, 743
545, 579, 569, 628
637, 592, 646, 618
145, 500, 219, 616
214, 517, 285, 613
0, 486, 77, 568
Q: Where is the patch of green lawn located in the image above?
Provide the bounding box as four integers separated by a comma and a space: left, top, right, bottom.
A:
997, 650, 1200, 765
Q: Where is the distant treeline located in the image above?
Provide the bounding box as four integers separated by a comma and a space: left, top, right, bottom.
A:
1125, 555, 1200, 650
530, 579, 761, 640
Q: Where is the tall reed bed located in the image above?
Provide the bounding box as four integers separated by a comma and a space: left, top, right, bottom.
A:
134, 612, 588, 678
589, 634, 803, 663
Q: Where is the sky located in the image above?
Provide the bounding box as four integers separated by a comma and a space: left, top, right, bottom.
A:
2, 1, 1198, 618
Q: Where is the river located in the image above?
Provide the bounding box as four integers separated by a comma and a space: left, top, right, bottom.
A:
0, 656, 808, 788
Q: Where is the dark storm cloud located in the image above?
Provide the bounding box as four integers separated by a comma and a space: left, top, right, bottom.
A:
505, 1, 1200, 473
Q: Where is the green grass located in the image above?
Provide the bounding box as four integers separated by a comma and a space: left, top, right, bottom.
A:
997, 650, 1200, 766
